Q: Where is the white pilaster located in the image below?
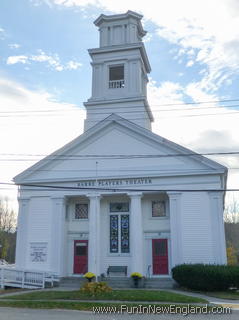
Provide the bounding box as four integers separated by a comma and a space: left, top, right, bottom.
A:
209, 192, 227, 264
51, 197, 66, 276
88, 194, 101, 277
128, 192, 144, 274
15, 198, 30, 268
168, 192, 182, 268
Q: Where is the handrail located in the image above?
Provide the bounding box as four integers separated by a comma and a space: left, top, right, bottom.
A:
0, 267, 59, 289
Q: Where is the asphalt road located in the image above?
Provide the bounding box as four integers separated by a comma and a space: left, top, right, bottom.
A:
0, 308, 238, 320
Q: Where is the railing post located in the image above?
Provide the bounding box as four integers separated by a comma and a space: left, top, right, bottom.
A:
22, 271, 25, 289
0, 269, 4, 289
43, 272, 45, 289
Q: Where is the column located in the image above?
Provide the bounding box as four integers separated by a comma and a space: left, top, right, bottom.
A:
167, 192, 182, 268
15, 198, 30, 268
209, 192, 227, 264
51, 197, 66, 276
128, 192, 143, 274
87, 194, 101, 277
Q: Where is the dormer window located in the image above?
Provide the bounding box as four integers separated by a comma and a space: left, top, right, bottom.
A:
109, 65, 124, 89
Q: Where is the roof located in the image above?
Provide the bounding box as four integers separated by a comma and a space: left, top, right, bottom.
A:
94, 10, 147, 37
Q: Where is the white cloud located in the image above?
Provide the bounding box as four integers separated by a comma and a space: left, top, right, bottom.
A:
66, 60, 83, 70
186, 60, 194, 67
6, 50, 82, 71
147, 79, 239, 189
7, 55, 29, 65
0, 27, 6, 40
0, 77, 86, 190
143, 33, 152, 43
42, 0, 239, 93
148, 79, 183, 107
148, 79, 239, 157
8, 43, 21, 49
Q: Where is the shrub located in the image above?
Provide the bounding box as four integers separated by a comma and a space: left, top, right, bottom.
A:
80, 282, 112, 296
172, 264, 239, 291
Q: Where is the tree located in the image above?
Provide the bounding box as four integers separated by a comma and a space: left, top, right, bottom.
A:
224, 195, 239, 223
227, 245, 238, 265
0, 197, 17, 262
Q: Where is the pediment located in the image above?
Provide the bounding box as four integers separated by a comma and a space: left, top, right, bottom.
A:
14, 114, 227, 184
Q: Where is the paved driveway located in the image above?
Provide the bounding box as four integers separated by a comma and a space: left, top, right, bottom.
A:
0, 308, 238, 320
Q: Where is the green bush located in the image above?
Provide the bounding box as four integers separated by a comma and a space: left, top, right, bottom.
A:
80, 282, 112, 296
172, 264, 239, 291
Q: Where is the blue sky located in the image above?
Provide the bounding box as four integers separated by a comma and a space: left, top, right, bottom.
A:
1, 0, 239, 205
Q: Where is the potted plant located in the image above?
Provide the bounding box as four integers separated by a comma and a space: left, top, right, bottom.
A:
83, 272, 96, 282
130, 272, 143, 288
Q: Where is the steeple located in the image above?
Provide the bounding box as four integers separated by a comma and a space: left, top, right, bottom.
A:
84, 10, 154, 131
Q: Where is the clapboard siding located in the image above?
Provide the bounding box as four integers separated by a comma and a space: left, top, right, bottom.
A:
26, 197, 52, 270
181, 192, 214, 263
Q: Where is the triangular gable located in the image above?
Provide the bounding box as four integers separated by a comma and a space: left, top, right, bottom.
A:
14, 114, 227, 183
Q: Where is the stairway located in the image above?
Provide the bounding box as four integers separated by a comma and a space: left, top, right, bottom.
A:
59, 276, 175, 289
144, 277, 175, 289
103, 277, 131, 288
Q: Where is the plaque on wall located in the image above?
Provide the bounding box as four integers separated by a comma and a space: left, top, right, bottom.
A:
30, 242, 48, 262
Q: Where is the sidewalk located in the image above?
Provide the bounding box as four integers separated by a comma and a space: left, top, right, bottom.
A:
168, 289, 239, 310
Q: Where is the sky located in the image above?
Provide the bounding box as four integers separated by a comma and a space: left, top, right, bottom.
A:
1, 0, 239, 209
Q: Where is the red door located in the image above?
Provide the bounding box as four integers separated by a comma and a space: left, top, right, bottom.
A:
152, 239, 168, 275
74, 240, 88, 274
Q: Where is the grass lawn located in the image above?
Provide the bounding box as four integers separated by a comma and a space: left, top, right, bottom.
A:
0, 300, 210, 313
0, 289, 24, 295
1, 289, 208, 303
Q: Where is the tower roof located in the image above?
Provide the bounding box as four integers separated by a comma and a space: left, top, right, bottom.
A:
94, 10, 147, 37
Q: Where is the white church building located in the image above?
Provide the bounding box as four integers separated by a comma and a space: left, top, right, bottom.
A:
14, 11, 227, 281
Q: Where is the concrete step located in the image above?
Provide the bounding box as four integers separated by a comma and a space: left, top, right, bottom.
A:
59, 277, 86, 288
144, 278, 175, 289
102, 277, 130, 288
59, 276, 175, 289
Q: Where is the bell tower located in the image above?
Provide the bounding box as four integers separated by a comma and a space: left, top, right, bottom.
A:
84, 10, 154, 131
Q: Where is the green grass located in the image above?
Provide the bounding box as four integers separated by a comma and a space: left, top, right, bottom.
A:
0, 300, 210, 313
0, 289, 24, 295
1, 289, 208, 303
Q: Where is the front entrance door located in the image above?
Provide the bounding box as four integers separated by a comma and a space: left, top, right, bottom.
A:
152, 239, 168, 275
74, 240, 88, 274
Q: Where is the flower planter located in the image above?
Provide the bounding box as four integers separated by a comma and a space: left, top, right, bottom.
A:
130, 277, 145, 288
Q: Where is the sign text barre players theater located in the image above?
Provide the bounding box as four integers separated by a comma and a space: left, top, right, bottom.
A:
77, 178, 153, 188
14, 11, 227, 286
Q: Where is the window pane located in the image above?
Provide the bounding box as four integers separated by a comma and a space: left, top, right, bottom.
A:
75, 203, 88, 219
152, 201, 166, 217
110, 202, 129, 212
154, 240, 167, 256
110, 215, 118, 253
109, 65, 124, 80
121, 215, 130, 253
76, 244, 87, 256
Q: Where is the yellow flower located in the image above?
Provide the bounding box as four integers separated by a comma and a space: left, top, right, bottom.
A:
130, 272, 143, 278
83, 272, 96, 279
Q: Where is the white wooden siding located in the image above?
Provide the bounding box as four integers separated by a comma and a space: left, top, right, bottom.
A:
180, 192, 214, 263
26, 197, 52, 271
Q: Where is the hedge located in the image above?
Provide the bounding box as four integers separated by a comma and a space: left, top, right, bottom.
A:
172, 264, 239, 291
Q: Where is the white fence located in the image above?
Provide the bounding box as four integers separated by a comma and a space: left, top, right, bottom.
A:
0, 267, 59, 289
